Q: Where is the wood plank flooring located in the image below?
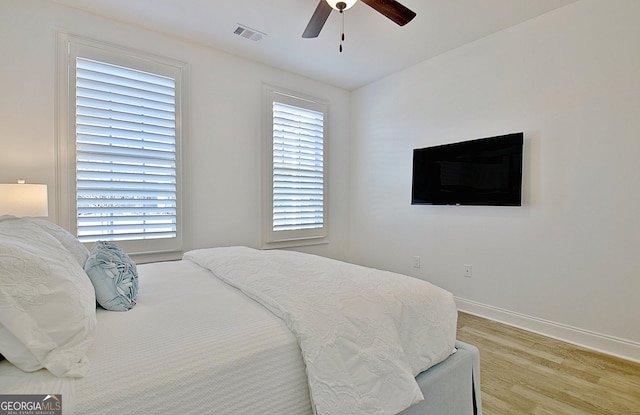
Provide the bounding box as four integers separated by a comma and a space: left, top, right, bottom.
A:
456, 312, 640, 415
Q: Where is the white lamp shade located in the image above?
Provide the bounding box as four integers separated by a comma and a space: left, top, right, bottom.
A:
326, 0, 358, 11
0, 183, 49, 217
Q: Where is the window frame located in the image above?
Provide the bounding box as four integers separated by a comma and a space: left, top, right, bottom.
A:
261, 85, 329, 249
56, 33, 187, 261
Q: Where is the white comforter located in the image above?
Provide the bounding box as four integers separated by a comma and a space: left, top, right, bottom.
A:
184, 246, 457, 415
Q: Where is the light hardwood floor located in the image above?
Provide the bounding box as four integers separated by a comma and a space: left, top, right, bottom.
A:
456, 312, 640, 415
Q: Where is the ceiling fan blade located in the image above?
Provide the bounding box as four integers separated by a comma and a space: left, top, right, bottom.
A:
360, 0, 416, 26
302, 1, 333, 38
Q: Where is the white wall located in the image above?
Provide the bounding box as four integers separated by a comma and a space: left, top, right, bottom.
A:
350, 0, 640, 361
0, 0, 351, 260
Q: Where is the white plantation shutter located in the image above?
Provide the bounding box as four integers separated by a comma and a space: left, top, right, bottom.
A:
272, 102, 324, 231
263, 88, 328, 247
75, 57, 177, 243
57, 33, 185, 260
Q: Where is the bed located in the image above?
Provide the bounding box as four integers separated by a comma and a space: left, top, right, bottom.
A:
0, 216, 481, 415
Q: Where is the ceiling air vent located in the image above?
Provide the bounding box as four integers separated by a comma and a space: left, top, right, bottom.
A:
233, 24, 265, 42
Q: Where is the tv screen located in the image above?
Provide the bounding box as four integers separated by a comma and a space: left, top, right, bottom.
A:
411, 132, 523, 206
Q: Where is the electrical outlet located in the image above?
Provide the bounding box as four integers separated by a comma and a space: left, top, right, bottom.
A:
464, 264, 472, 277
413, 256, 421, 268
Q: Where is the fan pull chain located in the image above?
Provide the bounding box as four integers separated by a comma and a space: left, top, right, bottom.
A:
340, 10, 345, 53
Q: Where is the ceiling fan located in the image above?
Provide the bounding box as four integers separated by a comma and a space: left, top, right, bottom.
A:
302, 0, 416, 39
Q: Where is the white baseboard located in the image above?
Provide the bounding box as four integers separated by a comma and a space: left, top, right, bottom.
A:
455, 297, 640, 364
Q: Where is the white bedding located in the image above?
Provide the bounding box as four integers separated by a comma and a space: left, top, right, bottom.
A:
0, 259, 313, 415
0, 246, 458, 415
185, 246, 458, 415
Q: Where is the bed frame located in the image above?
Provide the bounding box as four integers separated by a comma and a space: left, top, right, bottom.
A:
401, 341, 481, 415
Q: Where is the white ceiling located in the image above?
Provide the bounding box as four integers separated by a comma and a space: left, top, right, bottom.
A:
52, 0, 578, 90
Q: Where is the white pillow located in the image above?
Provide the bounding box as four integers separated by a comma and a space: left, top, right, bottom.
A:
26, 217, 90, 267
0, 216, 97, 377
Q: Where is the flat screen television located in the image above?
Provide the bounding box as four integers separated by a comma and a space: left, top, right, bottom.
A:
411, 132, 523, 206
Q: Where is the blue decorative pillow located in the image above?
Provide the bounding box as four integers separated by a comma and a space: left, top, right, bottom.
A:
85, 241, 138, 311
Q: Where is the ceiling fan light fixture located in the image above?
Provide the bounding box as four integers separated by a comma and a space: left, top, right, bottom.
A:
303, 0, 415, 39
325, 0, 357, 11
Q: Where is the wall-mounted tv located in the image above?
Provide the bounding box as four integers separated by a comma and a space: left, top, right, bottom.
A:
411, 132, 523, 206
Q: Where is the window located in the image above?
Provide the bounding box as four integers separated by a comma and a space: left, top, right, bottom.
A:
57, 34, 185, 259
262, 87, 328, 248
